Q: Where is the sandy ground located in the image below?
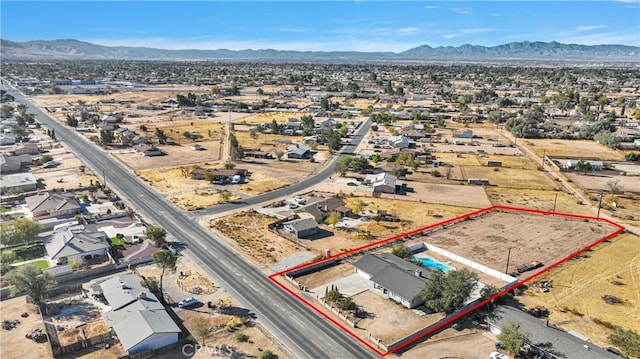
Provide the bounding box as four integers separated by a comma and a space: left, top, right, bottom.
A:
566, 172, 640, 193
0, 296, 52, 359
517, 232, 640, 348
420, 210, 619, 276
210, 211, 307, 265
352, 289, 443, 344
398, 330, 497, 359
522, 139, 626, 161
485, 188, 593, 215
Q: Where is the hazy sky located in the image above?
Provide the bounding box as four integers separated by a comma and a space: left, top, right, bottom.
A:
2, 1, 639, 52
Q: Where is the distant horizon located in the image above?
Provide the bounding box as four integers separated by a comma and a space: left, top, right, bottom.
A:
4, 38, 640, 54
1, 1, 639, 52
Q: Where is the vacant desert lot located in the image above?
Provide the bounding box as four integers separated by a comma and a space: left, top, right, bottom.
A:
421, 210, 619, 275
486, 187, 593, 215
523, 139, 626, 161
566, 172, 640, 193
518, 232, 640, 348
210, 211, 307, 264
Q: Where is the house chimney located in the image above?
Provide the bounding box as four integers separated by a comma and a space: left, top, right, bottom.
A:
414, 269, 422, 278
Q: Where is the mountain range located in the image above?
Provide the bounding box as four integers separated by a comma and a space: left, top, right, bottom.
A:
1, 39, 638, 62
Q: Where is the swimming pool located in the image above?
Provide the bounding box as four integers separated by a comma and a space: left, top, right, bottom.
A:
413, 256, 452, 272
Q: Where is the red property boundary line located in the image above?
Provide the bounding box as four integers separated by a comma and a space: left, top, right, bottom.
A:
267, 205, 626, 357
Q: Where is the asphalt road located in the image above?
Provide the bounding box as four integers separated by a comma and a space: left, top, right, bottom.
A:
193, 119, 372, 216
2, 80, 379, 359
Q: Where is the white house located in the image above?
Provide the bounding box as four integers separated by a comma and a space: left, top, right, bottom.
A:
97, 274, 181, 354
364, 172, 397, 194
565, 160, 603, 171
387, 135, 411, 149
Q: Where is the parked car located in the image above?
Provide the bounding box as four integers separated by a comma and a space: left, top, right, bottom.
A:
294, 196, 306, 204
178, 297, 199, 308
131, 235, 141, 244
289, 203, 299, 209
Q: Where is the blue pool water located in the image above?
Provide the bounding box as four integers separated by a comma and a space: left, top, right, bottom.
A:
413, 256, 452, 272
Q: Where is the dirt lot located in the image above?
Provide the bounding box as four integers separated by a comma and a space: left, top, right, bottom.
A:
210, 211, 307, 265
485, 188, 593, 215
113, 142, 222, 170
517, 232, 640, 348
523, 139, 626, 161
0, 296, 52, 359
451, 166, 558, 190
419, 210, 619, 276
44, 294, 106, 346
352, 289, 442, 344
566, 172, 640, 193
398, 329, 497, 359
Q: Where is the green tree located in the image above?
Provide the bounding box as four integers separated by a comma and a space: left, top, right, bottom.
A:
325, 211, 341, 227
249, 128, 258, 142
155, 128, 168, 144
153, 250, 177, 303
6, 264, 56, 303
419, 268, 478, 313
219, 190, 232, 203
594, 130, 620, 149
144, 226, 167, 247
349, 200, 365, 214
260, 350, 278, 359
1, 250, 16, 275
609, 328, 640, 359
624, 153, 640, 162
301, 115, 315, 136
100, 129, 114, 145
203, 170, 214, 183
334, 156, 351, 176
575, 160, 592, 174
224, 162, 236, 169
348, 156, 370, 173
40, 154, 54, 164
0, 219, 42, 245
497, 321, 530, 356
140, 276, 159, 293
191, 317, 212, 346
65, 114, 79, 127
391, 245, 411, 259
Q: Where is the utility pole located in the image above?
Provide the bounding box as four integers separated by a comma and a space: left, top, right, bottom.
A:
102, 168, 107, 188
553, 193, 558, 213
597, 191, 603, 218
505, 247, 513, 274
541, 149, 546, 170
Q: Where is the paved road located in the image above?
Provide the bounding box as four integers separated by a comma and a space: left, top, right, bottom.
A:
2, 80, 379, 359
193, 119, 372, 216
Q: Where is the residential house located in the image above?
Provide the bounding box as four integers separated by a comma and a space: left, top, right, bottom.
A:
354, 253, 428, 309
364, 172, 397, 194
565, 160, 603, 171
453, 129, 473, 139
96, 274, 181, 354
25, 192, 81, 219
376, 163, 409, 178
318, 118, 337, 129
0, 134, 16, 146
191, 168, 249, 183
0, 173, 38, 194
12, 142, 39, 155
134, 144, 163, 157
114, 127, 136, 145
300, 196, 351, 223
243, 150, 273, 159
402, 130, 427, 140
388, 135, 411, 149
0, 155, 22, 173
287, 144, 311, 159
190, 168, 214, 180
45, 223, 110, 265
130, 135, 150, 145
486, 305, 618, 359
282, 217, 319, 239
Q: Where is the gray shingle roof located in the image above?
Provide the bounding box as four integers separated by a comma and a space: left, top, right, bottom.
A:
486, 305, 618, 359
99, 273, 163, 311
354, 254, 428, 302
25, 192, 80, 214
112, 309, 180, 352
45, 224, 109, 260
283, 217, 318, 232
